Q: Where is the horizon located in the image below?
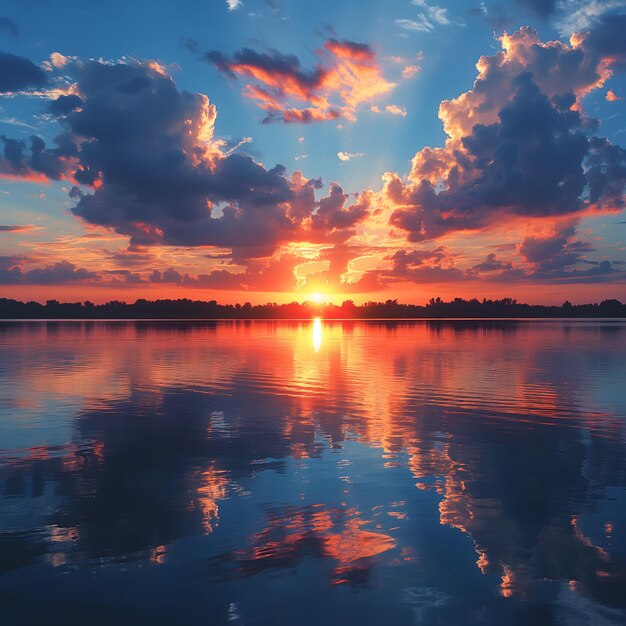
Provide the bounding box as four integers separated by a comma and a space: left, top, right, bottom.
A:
2, 293, 624, 318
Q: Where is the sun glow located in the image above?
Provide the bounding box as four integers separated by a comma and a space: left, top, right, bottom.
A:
310, 293, 324, 303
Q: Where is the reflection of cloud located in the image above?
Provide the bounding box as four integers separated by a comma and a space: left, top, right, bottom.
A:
206, 503, 395, 586
1, 321, 625, 613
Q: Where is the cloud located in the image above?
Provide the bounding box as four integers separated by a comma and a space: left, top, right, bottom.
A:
473, 253, 513, 272
0, 224, 41, 232
385, 104, 407, 117
0, 52, 48, 93
0, 256, 98, 285
0, 17, 18, 37
0, 58, 374, 260
508, 223, 622, 280
148, 253, 302, 292
226, 0, 242, 10
402, 65, 420, 79
0, 60, 287, 251
310, 185, 370, 236
371, 104, 407, 117
337, 151, 364, 161
606, 89, 622, 101
204, 38, 396, 123
579, 10, 626, 69
386, 27, 626, 244
47, 94, 83, 116
2, 28, 625, 293
381, 246, 474, 284
1, 134, 73, 181
396, 1, 452, 33
555, 1, 626, 34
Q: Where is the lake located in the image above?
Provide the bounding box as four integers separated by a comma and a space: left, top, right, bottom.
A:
1, 320, 625, 625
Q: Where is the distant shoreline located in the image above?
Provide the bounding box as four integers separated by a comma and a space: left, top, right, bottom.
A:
2, 296, 625, 320
1, 317, 626, 322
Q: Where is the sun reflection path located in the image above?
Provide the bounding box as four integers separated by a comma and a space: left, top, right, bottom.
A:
312, 317, 323, 353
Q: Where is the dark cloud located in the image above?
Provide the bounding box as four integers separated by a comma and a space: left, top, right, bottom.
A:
0, 224, 37, 232
103, 269, 145, 284
0, 17, 19, 37
381, 247, 474, 284
388, 27, 626, 244
181, 37, 199, 54
390, 74, 594, 240
582, 12, 626, 70
0, 51, 47, 93
0, 257, 98, 285
309, 185, 371, 241
0, 59, 370, 255
515, 223, 610, 279
47, 94, 83, 116
473, 253, 513, 272
472, 224, 625, 283
205, 47, 324, 88
1, 134, 72, 181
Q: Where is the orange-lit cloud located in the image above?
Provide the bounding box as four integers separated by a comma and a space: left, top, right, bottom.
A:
205, 38, 398, 123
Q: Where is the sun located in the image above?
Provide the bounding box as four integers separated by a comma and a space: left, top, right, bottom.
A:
310, 293, 324, 303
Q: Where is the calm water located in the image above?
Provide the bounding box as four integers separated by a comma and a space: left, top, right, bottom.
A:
1, 320, 625, 625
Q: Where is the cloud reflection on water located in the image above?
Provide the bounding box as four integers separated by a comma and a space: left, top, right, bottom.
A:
0, 320, 625, 625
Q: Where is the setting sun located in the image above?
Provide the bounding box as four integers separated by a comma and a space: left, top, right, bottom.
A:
310, 293, 324, 303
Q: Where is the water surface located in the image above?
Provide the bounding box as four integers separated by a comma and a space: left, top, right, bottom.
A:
1, 320, 625, 625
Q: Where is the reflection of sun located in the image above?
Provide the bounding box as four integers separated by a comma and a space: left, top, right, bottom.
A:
310, 293, 324, 303
312, 317, 322, 352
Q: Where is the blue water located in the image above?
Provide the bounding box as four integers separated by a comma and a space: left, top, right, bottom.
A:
0, 320, 625, 625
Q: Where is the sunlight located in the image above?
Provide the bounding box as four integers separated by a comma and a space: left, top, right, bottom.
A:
310, 293, 324, 303
312, 317, 323, 353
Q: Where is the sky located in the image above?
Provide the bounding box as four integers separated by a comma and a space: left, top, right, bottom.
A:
0, 0, 626, 305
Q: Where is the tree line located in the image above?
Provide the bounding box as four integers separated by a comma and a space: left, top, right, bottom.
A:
0, 296, 625, 319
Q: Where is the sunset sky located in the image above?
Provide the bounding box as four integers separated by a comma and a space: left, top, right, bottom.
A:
1, 0, 626, 304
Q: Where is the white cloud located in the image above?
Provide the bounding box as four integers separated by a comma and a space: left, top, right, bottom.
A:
397, 1, 451, 33
386, 105, 407, 117
412, 0, 450, 25
402, 65, 420, 79
223, 136, 252, 156
371, 105, 407, 117
0, 117, 39, 130
555, 0, 626, 34
337, 151, 364, 161
226, 0, 242, 11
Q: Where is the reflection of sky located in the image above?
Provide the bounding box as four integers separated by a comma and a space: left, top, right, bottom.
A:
0, 321, 625, 624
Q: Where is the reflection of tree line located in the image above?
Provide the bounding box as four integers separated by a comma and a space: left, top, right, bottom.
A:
1, 296, 626, 319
